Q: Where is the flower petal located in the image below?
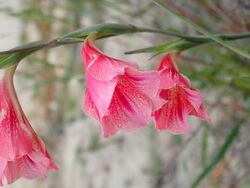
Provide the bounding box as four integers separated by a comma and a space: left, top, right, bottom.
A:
0, 160, 7, 186
0, 72, 58, 185
87, 74, 118, 118
153, 87, 190, 134
158, 54, 190, 88
184, 87, 203, 112
124, 68, 164, 110
82, 39, 138, 81
189, 104, 210, 121
101, 71, 156, 137
82, 37, 139, 119
4, 150, 57, 185
83, 89, 100, 120
153, 54, 210, 134
87, 55, 137, 81
0, 81, 33, 160
181, 87, 210, 121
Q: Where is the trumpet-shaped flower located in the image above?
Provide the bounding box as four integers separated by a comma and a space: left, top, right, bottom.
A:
153, 54, 210, 134
0, 69, 58, 185
82, 34, 162, 137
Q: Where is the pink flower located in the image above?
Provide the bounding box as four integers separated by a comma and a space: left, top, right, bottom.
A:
0, 68, 58, 185
153, 54, 210, 134
82, 34, 162, 137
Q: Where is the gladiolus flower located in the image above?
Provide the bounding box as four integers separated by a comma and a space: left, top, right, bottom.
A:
153, 54, 210, 134
82, 34, 162, 137
0, 67, 58, 185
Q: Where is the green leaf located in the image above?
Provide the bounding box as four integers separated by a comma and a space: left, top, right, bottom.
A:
57, 23, 139, 41
0, 51, 33, 69
1, 23, 250, 69
0, 41, 52, 69
153, 0, 250, 59
0, 24, 139, 69
191, 118, 246, 188
201, 124, 210, 167
125, 39, 202, 55
233, 76, 250, 90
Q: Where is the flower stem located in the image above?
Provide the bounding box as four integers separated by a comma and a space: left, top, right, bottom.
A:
0, 23, 250, 69
0, 24, 249, 55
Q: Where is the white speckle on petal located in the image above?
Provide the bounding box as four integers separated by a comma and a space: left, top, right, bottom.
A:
0, 109, 6, 124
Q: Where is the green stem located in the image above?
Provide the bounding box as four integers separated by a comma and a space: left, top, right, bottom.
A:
1, 23, 250, 69
1, 23, 250, 55
153, 0, 250, 59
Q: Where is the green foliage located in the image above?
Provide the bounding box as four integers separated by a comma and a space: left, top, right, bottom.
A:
1, 22, 249, 69
58, 23, 139, 41
191, 118, 246, 188
233, 76, 250, 91
0, 23, 139, 69
125, 39, 202, 55
0, 51, 31, 69
125, 33, 250, 56
201, 124, 210, 167
153, 0, 250, 59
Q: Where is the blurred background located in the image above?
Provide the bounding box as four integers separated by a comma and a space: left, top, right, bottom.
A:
0, 0, 250, 188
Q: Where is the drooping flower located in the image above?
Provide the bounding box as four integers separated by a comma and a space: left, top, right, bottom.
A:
153, 54, 210, 134
82, 34, 162, 137
0, 67, 58, 185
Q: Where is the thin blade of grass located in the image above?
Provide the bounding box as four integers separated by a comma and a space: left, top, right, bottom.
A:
125, 39, 201, 55
153, 0, 250, 59
201, 123, 210, 167
191, 118, 246, 188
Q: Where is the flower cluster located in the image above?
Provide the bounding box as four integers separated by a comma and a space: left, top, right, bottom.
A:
82, 34, 209, 137
0, 33, 209, 185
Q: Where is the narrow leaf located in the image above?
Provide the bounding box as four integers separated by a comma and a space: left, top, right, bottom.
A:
57, 23, 139, 41
233, 76, 250, 90
0, 51, 34, 69
153, 0, 250, 59
125, 39, 202, 55
191, 118, 246, 188
201, 124, 210, 167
